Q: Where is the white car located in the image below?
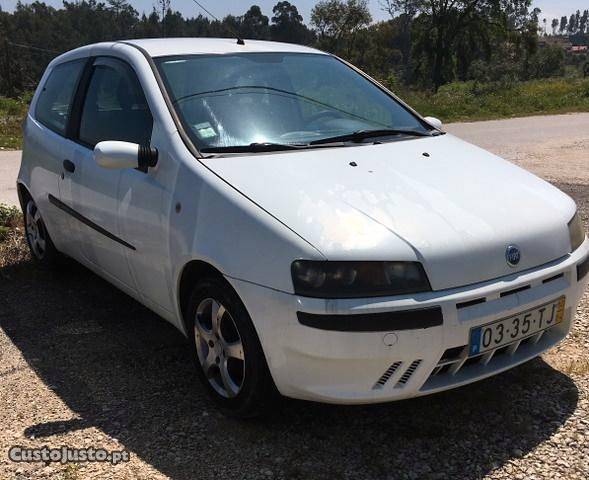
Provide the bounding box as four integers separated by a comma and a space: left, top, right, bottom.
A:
18, 38, 589, 417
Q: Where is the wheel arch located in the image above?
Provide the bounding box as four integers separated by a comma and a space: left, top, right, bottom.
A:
177, 257, 281, 414
177, 259, 231, 336
16, 182, 31, 211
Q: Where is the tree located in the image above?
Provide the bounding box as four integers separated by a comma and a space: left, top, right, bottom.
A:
526, 45, 565, 79
351, 20, 404, 77
184, 14, 215, 37
135, 10, 162, 38
157, 0, 171, 36
380, 0, 417, 80
107, 0, 139, 39
270, 1, 313, 44
223, 14, 243, 38
580, 10, 589, 35
397, 1, 537, 89
560, 15, 567, 34
107, 0, 127, 15
240, 5, 269, 39
551, 18, 558, 35
567, 14, 577, 34
311, 0, 372, 55
0, 0, 562, 97
381, 0, 417, 19
163, 9, 186, 37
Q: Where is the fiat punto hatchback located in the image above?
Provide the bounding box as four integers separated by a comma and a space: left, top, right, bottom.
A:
19, 38, 589, 417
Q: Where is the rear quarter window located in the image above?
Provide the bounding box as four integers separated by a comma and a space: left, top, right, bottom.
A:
35, 59, 86, 135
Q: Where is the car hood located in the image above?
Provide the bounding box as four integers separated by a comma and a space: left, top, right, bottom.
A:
201, 134, 575, 291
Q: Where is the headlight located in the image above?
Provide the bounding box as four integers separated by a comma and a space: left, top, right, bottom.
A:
291, 260, 432, 298
568, 211, 586, 252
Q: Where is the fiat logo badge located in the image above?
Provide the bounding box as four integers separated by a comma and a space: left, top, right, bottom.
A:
505, 245, 521, 267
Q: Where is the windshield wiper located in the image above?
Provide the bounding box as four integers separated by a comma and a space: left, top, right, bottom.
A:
200, 136, 388, 155
200, 142, 311, 154
310, 129, 433, 145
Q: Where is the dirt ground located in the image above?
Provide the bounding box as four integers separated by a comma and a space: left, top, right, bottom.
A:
1, 115, 588, 480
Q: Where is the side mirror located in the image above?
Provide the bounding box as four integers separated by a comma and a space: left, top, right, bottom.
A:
94, 141, 158, 171
424, 116, 443, 130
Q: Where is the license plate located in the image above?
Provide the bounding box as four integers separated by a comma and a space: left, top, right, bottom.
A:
469, 297, 565, 356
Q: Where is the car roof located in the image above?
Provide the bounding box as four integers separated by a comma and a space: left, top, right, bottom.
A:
123, 37, 326, 58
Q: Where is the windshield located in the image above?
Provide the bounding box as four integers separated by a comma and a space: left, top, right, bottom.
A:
156, 53, 431, 152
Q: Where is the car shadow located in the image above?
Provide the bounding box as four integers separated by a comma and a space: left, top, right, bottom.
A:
0, 257, 579, 480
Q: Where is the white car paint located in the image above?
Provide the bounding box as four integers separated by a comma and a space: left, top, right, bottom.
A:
94, 141, 142, 169
18, 38, 589, 404
201, 134, 575, 290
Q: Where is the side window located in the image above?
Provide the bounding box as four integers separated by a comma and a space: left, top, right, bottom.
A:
35, 59, 86, 135
78, 59, 153, 147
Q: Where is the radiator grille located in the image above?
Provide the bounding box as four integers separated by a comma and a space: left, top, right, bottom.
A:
429, 328, 552, 380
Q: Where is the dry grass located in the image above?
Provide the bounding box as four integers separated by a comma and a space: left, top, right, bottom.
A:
0, 227, 28, 270
0, 203, 21, 227
58, 464, 81, 480
0, 204, 27, 270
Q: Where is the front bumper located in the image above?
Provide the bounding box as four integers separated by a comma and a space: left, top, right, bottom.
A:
231, 239, 589, 404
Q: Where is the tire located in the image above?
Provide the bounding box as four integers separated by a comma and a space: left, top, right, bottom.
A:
186, 276, 277, 418
23, 197, 61, 268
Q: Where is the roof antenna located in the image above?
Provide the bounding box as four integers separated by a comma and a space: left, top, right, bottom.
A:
190, 0, 245, 45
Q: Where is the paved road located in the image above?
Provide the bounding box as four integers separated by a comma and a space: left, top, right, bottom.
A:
1, 112, 588, 206
0, 150, 20, 206
445, 112, 589, 185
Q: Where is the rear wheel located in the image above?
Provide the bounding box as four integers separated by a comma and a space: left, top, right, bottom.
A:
24, 198, 61, 268
187, 277, 276, 417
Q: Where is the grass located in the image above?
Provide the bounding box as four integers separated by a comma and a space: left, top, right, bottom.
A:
1, 78, 589, 149
58, 464, 81, 480
0, 95, 30, 150
0, 203, 21, 224
394, 77, 589, 123
0, 203, 26, 269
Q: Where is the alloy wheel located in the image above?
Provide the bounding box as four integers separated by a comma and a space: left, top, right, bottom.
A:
194, 297, 245, 398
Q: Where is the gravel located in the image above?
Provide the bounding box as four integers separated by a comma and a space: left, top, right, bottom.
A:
0, 188, 587, 479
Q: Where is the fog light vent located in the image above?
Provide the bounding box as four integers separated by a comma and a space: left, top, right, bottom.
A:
395, 359, 422, 388
373, 361, 403, 389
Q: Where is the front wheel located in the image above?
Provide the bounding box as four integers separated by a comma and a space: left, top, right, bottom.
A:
187, 277, 277, 418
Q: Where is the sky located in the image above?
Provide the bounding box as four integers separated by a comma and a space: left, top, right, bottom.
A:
0, 0, 586, 25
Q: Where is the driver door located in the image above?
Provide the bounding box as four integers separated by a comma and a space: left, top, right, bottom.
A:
64, 56, 153, 291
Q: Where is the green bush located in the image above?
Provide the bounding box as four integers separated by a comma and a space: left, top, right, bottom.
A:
393, 77, 589, 123
525, 46, 565, 80
0, 95, 30, 150
0, 203, 21, 228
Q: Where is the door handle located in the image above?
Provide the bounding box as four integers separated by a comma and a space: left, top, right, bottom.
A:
63, 159, 76, 173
